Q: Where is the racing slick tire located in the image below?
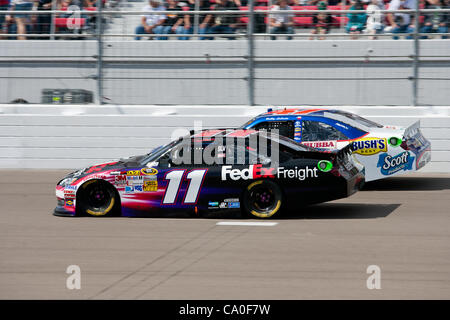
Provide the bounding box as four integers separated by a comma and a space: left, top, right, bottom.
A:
77, 180, 119, 217
242, 180, 283, 219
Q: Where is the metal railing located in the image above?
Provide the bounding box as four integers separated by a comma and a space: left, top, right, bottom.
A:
0, 2, 449, 106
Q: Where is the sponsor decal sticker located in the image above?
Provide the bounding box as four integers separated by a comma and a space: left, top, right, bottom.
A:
64, 186, 76, 199
303, 140, 337, 149
352, 137, 387, 156
221, 164, 276, 181
127, 170, 141, 176
277, 166, 318, 180
208, 201, 219, 209
141, 168, 158, 175
115, 175, 127, 186
127, 176, 144, 184
377, 151, 415, 175
335, 122, 349, 130
219, 202, 227, 209
221, 165, 318, 181
65, 199, 74, 207
143, 180, 158, 192
416, 149, 431, 170
227, 201, 240, 208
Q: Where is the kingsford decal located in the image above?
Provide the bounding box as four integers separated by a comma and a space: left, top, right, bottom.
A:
221, 165, 318, 181
377, 151, 415, 175
352, 137, 387, 155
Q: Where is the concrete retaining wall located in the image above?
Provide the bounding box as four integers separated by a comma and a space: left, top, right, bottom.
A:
0, 105, 449, 171
1, 40, 449, 105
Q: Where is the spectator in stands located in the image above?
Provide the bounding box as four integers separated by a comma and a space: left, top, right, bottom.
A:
0, 0, 10, 38
346, 0, 367, 39
209, 0, 239, 39
420, 0, 448, 39
310, 1, 332, 40
135, 0, 167, 40
6, 0, 35, 40
269, 0, 295, 40
365, 0, 384, 39
386, 0, 416, 39
184, 0, 213, 40
84, 0, 95, 7
36, 0, 53, 38
160, 0, 185, 40
233, 0, 246, 5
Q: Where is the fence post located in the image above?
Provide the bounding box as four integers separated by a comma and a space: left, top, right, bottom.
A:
194, 0, 199, 39
247, 0, 255, 106
412, 0, 420, 106
50, 0, 56, 40
96, 0, 104, 105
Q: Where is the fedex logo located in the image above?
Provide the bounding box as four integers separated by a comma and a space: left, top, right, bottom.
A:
221, 164, 275, 181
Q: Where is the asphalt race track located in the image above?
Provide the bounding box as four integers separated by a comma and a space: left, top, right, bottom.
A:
1, 170, 449, 299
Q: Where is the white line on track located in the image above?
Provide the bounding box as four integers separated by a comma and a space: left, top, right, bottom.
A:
216, 221, 278, 227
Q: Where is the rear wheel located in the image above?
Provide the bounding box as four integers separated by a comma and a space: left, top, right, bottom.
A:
77, 180, 118, 217
242, 180, 283, 219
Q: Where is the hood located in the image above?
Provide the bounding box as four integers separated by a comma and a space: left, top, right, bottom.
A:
58, 154, 147, 186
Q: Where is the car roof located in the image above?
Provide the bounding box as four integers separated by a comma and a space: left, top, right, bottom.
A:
252, 108, 375, 132
261, 108, 326, 116
186, 128, 315, 152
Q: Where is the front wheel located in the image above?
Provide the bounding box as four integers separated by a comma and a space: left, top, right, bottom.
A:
242, 180, 283, 219
77, 180, 118, 217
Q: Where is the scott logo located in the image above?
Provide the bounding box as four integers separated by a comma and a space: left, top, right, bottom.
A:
221, 164, 275, 181
352, 138, 387, 155
377, 151, 414, 175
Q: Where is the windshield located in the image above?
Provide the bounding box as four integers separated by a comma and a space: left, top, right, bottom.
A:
140, 139, 182, 165
329, 110, 383, 128
239, 116, 258, 129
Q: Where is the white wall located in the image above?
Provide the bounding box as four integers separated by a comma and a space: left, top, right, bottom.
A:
0, 105, 449, 171
1, 40, 449, 105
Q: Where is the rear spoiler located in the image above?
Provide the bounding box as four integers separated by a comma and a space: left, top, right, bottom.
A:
404, 120, 421, 139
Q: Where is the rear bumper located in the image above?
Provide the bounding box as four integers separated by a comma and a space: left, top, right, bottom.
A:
346, 170, 365, 197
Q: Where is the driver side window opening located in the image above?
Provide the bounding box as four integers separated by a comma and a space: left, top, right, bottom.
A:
161, 138, 273, 167
254, 121, 295, 139
301, 120, 348, 142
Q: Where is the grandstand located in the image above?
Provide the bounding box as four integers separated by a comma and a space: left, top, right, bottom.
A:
0, 0, 448, 40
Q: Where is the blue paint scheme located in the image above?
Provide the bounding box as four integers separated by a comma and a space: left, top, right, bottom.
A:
242, 114, 367, 141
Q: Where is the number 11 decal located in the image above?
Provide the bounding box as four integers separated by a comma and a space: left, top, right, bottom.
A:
162, 169, 207, 205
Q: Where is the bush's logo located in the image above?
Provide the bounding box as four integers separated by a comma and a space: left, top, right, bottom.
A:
352, 138, 387, 155
377, 151, 414, 175
141, 168, 158, 175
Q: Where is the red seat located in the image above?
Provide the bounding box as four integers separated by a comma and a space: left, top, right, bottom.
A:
292, 5, 318, 11
239, 6, 269, 24
293, 17, 313, 27
327, 5, 342, 10
331, 16, 348, 27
